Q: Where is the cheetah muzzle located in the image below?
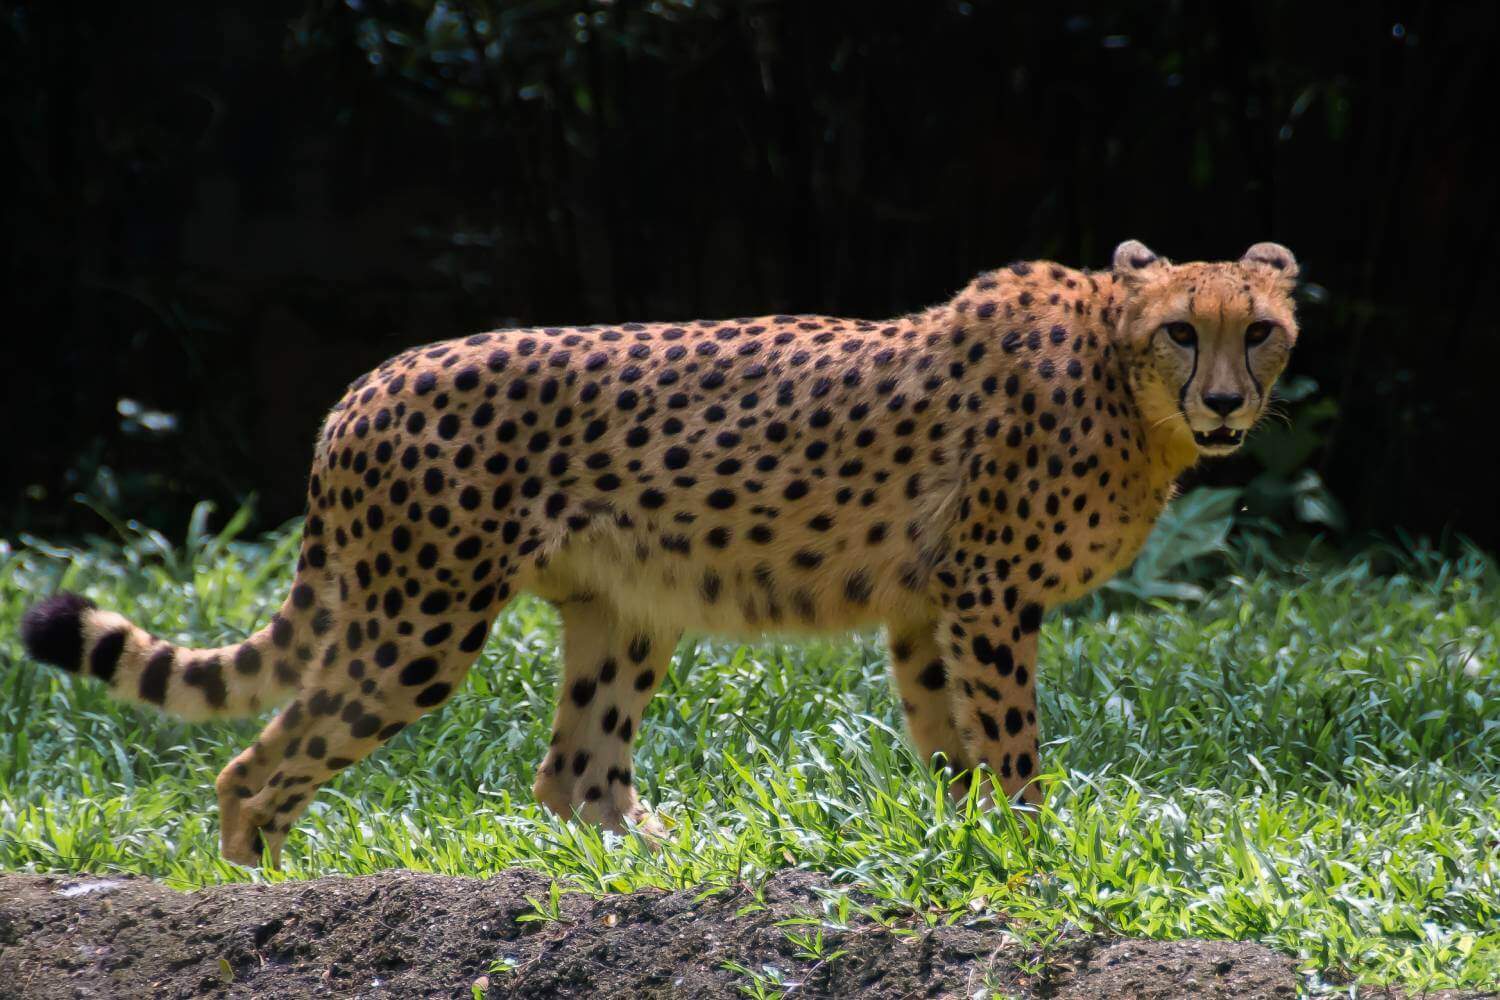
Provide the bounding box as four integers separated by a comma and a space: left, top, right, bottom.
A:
19, 239, 1300, 867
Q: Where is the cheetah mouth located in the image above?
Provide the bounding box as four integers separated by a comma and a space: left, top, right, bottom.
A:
1192, 427, 1244, 450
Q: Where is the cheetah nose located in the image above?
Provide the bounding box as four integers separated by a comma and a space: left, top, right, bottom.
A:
1202, 391, 1245, 417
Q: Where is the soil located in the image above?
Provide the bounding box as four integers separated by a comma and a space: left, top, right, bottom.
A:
0, 870, 1491, 999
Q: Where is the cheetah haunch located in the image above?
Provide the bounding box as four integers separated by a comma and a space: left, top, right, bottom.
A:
21, 240, 1299, 866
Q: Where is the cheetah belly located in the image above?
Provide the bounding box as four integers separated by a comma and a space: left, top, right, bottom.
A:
534, 518, 935, 638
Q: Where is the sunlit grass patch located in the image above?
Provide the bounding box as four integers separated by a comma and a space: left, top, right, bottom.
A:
1, 508, 1497, 990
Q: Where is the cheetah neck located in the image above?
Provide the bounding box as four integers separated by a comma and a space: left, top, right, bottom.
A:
949, 264, 1197, 553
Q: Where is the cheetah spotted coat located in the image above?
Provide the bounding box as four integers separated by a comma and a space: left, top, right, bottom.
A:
20, 240, 1300, 866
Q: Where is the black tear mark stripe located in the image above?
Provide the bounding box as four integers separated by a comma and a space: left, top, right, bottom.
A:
1243, 337, 1264, 399
1173, 330, 1199, 412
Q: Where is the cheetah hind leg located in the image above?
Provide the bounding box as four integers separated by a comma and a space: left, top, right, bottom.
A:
887, 618, 974, 803
532, 597, 679, 839
213, 606, 501, 867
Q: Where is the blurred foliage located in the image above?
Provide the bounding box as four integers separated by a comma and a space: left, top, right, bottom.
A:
3, 1, 1497, 546
1105, 486, 1242, 603
1241, 375, 1345, 534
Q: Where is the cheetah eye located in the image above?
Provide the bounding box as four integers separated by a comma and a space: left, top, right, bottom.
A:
1163, 322, 1197, 347
1245, 321, 1276, 346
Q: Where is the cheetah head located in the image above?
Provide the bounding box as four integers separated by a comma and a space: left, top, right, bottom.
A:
1111, 239, 1299, 457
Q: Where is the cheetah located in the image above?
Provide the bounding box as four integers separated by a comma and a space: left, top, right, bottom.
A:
20, 240, 1300, 867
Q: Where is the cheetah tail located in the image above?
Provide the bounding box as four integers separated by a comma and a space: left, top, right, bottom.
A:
19, 591, 301, 721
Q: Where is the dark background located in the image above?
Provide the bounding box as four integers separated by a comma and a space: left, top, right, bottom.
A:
5, 1, 1497, 546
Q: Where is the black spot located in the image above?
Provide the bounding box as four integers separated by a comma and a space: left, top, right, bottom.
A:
183, 657, 228, 709
844, 571, 873, 605
89, 629, 128, 683
993, 643, 1014, 676
309, 689, 344, 716
235, 644, 263, 676
700, 570, 722, 602
979, 711, 1000, 740
469, 585, 496, 612
139, 647, 173, 705
1005, 707, 1024, 735
311, 608, 334, 636
400, 657, 439, 686
459, 621, 489, 652
571, 678, 596, 706
917, 660, 946, 690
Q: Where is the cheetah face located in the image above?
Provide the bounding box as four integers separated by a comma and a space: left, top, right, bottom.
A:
1112, 240, 1300, 457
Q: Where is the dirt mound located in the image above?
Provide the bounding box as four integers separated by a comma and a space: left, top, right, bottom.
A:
0, 870, 1484, 999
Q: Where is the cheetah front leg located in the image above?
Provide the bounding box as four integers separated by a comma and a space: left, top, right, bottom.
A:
533, 598, 679, 836
887, 619, 972, 795
939, 607, 1043, 807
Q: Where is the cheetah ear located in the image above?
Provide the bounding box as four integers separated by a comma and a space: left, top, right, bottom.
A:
1240, 242, 1299, 280
1112, 239, 1165, 280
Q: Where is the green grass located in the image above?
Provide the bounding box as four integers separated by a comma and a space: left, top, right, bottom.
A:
1, 506, 1497, 992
